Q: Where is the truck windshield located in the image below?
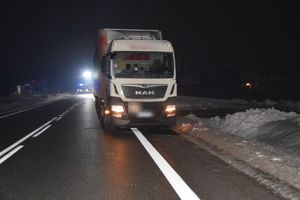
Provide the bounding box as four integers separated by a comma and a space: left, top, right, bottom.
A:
112, 52, 174, 78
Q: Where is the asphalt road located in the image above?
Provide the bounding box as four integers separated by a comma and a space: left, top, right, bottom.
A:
0, 94, 283, 200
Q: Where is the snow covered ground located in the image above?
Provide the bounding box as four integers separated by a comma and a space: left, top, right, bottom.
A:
175, 96, 300, 199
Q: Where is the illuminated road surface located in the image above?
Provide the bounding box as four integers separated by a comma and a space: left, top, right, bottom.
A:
0, 95, 282, 200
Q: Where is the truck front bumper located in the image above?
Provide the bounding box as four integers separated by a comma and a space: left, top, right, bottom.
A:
111, 116, 176, 128
108, 97, 176, 128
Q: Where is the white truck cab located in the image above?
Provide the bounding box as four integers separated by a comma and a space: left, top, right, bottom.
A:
93, 29, 176, 130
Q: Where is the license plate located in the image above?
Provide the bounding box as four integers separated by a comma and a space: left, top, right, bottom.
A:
136, 111, 154, 118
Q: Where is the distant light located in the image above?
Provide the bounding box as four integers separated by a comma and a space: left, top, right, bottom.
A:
79, 83, 84, 86
83, 71, 92, 79
244, 82, 252, 90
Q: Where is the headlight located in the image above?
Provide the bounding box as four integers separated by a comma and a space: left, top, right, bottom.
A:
165, 105, 176, 117
111, 105, 125, 113
165, 105, 176, 113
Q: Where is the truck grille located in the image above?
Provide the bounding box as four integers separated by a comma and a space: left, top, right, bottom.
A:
121, 85, 167, 99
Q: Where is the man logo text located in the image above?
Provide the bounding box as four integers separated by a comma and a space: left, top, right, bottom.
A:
135, 91, 155, 95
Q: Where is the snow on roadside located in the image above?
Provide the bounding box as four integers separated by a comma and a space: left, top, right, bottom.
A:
175, 96, 300, 197
175, 113, 300, 199
203, 108, 300, 156
175, 106, 300, 198
207, 108, 300, 138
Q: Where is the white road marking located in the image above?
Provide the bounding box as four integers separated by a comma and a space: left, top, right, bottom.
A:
57, 102, 79, 118
0, 104, 47, 119
59, 112, 67, 117
0, 102, 81, 161
33, 125, 52, 138
56, 116, 63, 121
131, 128, 200, 200
0, 145, 24, 164
0, 117, 57, 158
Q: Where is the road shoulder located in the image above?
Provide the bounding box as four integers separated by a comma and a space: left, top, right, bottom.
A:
173, 117, 300, 200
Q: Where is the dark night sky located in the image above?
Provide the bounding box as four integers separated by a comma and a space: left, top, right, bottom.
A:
0, 0, 299, 96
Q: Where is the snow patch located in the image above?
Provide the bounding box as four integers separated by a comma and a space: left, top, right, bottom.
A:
208, 108, 300, 138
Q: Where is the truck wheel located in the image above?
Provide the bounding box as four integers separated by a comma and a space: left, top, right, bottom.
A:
99, 108, 106, 130
103, 115, 116, 133
100, 115, 105, 129
95, 98, 103, 121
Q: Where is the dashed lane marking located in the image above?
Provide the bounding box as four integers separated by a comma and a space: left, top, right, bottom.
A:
0, 101, 82, 164
56, 116, 63, 121
0, 145, 24, 164
0, 117, 57, 158
33, 125, 52, 138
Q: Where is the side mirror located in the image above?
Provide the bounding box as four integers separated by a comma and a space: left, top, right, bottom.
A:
106, 74, 112, 79
109, 52, 117, 59
176, 58, 185, 77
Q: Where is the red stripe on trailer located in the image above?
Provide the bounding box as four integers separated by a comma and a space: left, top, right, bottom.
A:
99, 35, 107, 57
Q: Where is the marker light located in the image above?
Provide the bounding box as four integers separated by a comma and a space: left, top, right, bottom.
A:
104, 109, 110, 115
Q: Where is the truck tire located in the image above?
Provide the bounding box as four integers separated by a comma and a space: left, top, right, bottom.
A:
95, 98, 103, 120
103, 115, 116, 133
99, 107, 106, 130
99, 105, 114, 133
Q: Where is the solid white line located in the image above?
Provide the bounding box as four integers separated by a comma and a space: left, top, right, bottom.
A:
0, 103, 47, 119
131, 128, 200, 200
56, 116, 63, 121
0, 117, 57, 158
0, 145, 24, 164
33, 125, 52, 138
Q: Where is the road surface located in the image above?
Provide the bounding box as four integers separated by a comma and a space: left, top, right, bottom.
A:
0, 94, 283, 200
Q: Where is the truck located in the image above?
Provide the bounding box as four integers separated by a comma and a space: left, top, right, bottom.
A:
93, 29, 176, 131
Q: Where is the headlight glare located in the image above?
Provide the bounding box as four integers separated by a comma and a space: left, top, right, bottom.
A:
165, 105, 176, 113
111, 105, 125, 113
